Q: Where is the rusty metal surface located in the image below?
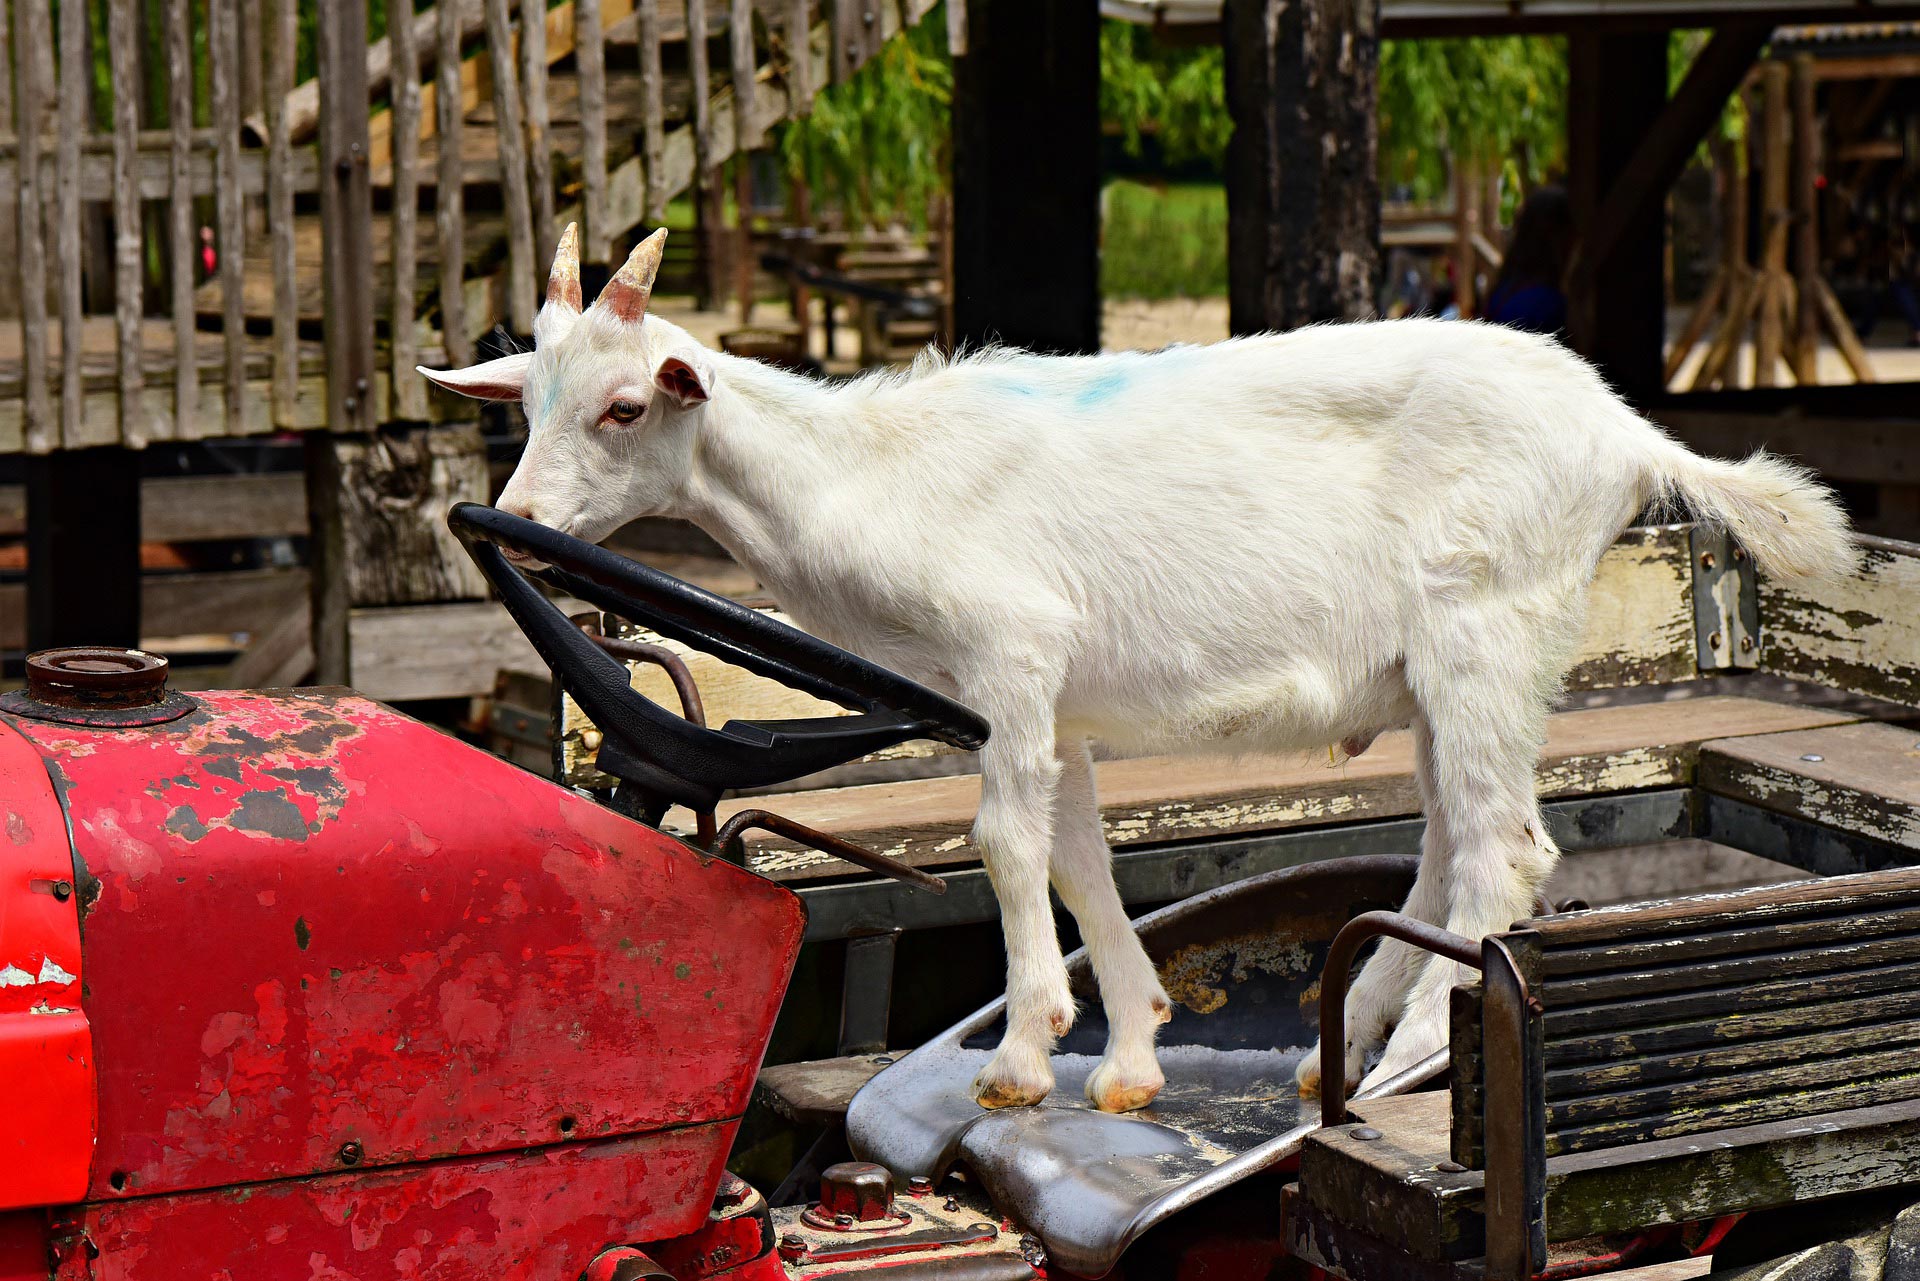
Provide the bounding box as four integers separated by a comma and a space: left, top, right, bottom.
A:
3, 688, 807, 1230
769, 1175, 1037, 1278
2, 646, 196, 727
846, 856, 1445, 1278
0, 719, 93, 1211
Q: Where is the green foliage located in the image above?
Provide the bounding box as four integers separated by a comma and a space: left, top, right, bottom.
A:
1101, 179, 1227, 299
1100, 23, 1231, 167
1378, 36, 1567, 204
773, 5, 952, 229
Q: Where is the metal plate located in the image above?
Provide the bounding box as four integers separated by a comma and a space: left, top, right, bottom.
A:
846, 856, 1446, 1278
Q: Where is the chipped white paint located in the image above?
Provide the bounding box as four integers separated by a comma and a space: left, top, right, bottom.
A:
0, 964, 34, 988
1567, 525, 1696, 689
1761, 537, 1920, 709
37, 957, 76, 986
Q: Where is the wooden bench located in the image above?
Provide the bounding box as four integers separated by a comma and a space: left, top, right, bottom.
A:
1289, 860, 1920, 1280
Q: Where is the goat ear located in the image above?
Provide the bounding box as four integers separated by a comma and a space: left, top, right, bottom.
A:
654, 351, 714, 406
417, 352, 532, 402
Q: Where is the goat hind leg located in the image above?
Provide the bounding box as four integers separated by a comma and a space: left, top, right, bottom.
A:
1297, 717, 1451, 1097
1050, 741, 1172, 1113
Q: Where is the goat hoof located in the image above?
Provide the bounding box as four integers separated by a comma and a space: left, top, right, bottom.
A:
972, 1074, 1053, 1109
1087, 1058, 1164, 1113
972, 1043, 1055, 1109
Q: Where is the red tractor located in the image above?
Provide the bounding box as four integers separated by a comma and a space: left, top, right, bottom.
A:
3, 506, 1917, 1281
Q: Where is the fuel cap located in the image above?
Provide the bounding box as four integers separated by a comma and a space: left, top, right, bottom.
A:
2, 646, 196, 727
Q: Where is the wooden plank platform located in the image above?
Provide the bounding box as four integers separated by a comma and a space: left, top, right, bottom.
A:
720, 696, 1864, 884
1701, 720, 1920, 848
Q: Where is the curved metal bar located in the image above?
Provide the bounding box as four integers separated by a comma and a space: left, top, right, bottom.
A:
572, 613, 709, 729
1318, 910, 1483, 1128
712, 808, 948, 895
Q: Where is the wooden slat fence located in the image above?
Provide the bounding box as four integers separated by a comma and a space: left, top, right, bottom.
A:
0, 0, 937, 456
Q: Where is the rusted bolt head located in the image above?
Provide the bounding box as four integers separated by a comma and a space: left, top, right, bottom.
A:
908, 1175, 933, 1195
52, 881, 73, 901
338, 1140, 364, 1167
1739, 636, 1754, 653
834, 1213, 854, 1228
1708, 630, 1723, 649
1701, 552, 1716, 570
26, 648, 169, 710
819, 1161, 895, 1222
1436, 1160, 1467, 1173
1350, 1127, 1382, 1142
777, 1234, 808, 1262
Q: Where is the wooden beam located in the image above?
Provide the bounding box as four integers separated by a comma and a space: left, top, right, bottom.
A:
1223, 0, 1381, 333
1567, 31, 1668, 404
1565, 24, 1769, 313
951, 0, 1101, 353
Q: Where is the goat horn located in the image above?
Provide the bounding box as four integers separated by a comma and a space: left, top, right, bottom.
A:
546, 222, 583, 312
595, 228, 668, 323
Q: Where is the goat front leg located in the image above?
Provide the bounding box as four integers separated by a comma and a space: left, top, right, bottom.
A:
966, 670, 1076, 1109
1050, 740, 1172, 1112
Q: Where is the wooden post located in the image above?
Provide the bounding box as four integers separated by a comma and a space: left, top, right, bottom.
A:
312, 0, 376, 686
211, 0, 246, 435
735, 155, 755, 324
578, 0, 610, 263
951, 0, 1100, 354
26, 449, 143, 649
1223, 0, 1381, 334
483, 0, 536, 332
266, 0, 298, 428
107, 0, 149, 446
55, 0, 83, 447
787, 0, 813, 116
436, 0, 470, 366
11, 0, 50, 451
1791, 54, 1819, 383
639, 0, 665, 221
167, 0, 200, 435
521, 0, 555, 272
0, 0, 16, 322
1755, 60, 1790, 388
731, 0, 758, 151
1567, 32, 1667, 405
390, 0, 426, 421
1453, 160, 1478, 317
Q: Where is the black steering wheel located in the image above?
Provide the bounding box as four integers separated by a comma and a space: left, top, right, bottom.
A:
448, 503, 990, 817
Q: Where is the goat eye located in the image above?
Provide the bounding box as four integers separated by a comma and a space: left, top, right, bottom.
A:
605, 399, 645, 425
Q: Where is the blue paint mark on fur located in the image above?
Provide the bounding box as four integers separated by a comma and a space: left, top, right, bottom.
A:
1074, 369, 1130, 409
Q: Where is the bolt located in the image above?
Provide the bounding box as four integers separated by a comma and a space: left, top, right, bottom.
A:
343, 395, 359, 415
1527, 996, 1546, 1015
1436, 1160, 1467, 1173
834, 1213, 854, 1228
943, 1197, 959, 1212
1739, 636, 1754, 653
1734, 548, 1748, 562
908, 1175, 932, 1195
1350, 1126, 1381, 1141
778, 1234, 808, 1262
1801, 753, 1824, 763
970, 1224, 997, 1235
1701, 552, 1717, 570
1709, 630, 1723, 648
355, 377, 370, 396
52, 880, 73, 901
338, 1140, 364, 1167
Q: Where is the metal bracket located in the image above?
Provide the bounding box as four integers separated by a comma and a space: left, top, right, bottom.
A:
1690, 526, 1761, 672
839, 929, 902, 1055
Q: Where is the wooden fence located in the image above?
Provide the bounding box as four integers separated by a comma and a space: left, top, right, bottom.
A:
1, 0, 940, 456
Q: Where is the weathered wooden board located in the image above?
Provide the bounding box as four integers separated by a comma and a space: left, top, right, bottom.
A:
346, 597, 583, 702
0, 568, 308, 651
0, 473, 307, 541
1759, 535, 1920, 709
719, 696, 1861, 884
335, 423, 490, 607
1566, 524, 1696, 689
1700, 721, 1920, 849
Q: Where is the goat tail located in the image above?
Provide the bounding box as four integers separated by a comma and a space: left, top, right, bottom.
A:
1641, 432, 1855, 582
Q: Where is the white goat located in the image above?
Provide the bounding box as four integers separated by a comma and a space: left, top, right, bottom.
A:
426, 226, 1853, 1113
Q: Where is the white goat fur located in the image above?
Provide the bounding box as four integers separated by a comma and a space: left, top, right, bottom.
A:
426, 229, 1853, 1112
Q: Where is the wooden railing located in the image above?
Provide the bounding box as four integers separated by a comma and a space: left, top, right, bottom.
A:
0, 0, 939, 456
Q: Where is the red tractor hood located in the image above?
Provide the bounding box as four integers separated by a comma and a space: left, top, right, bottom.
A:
0, 688, 804, 1235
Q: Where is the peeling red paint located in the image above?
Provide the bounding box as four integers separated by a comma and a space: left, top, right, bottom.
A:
4, 690, 806, 1222
52, 1124, 740, 1280
0, 720, 93, 1211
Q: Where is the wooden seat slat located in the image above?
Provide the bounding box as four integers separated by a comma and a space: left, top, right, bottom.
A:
1544, 981, 1920, 1069
1546, 1014, 1920, 1094
1546, 1038, 1920, 1132
1540, 904, 1920, 977
1700, 720, 1920, 849
1541, 928, 1920, 1005
1548, 1068, 1920, 1155
1542, 956, 1920, 1039
1530, 864, 1920, 948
